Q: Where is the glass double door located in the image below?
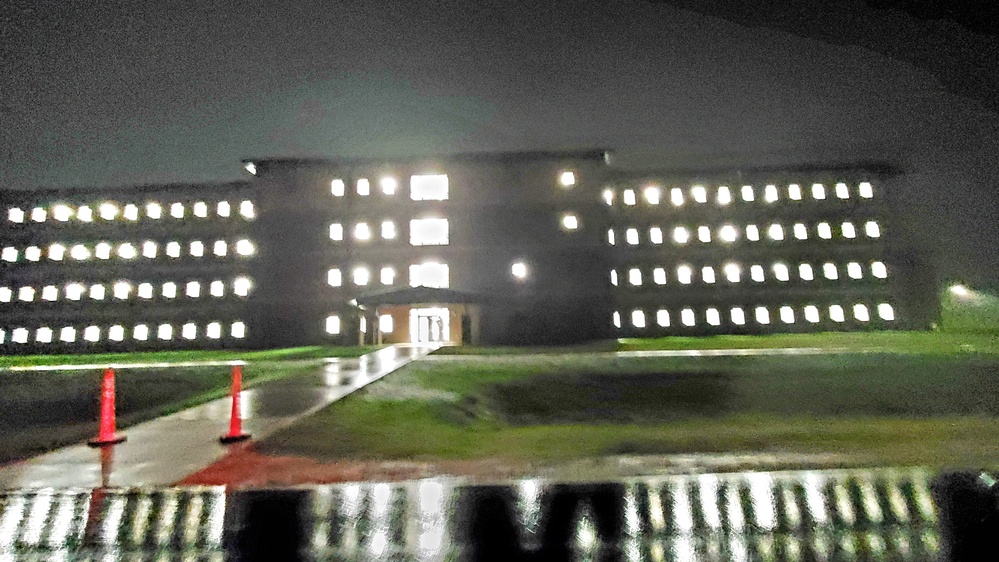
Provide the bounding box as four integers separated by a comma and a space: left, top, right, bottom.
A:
410, 307, 450, 343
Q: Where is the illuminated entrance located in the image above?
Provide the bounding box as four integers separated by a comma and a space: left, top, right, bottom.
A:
409, 307, 450, 343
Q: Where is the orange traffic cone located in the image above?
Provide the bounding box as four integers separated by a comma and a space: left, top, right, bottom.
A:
220, 364, 251, 443
88, 368, 126, 447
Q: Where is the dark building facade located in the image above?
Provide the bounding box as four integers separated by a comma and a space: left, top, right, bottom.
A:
0, 150, 932, 352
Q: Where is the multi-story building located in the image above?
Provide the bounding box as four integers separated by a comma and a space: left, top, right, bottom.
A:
0, 150, 932, 353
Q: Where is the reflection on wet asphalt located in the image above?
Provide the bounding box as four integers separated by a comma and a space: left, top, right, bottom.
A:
0, 467, 942, 560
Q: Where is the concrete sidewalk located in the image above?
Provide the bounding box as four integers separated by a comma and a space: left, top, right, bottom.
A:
0, 344, 437, 490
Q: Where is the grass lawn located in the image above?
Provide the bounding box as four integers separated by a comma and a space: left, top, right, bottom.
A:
258, 352, 999, 469
0, 345, 381, 369
617, 330, 999, 354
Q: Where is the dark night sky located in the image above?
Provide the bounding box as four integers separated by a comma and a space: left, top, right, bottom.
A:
2, 0, 998, 290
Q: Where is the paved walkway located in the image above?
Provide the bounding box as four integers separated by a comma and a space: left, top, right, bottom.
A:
0, 344, 437, 490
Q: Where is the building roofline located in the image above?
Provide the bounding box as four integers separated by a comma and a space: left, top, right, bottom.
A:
610, 160, 901, 180
242, 149, 612, 169
0, 180, 253, 200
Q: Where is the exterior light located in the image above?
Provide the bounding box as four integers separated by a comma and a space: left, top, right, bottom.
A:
950, 284, 971, 297
559, 171, 576, 187
511, 261, 528, 280
244, 162, 257, 175
326, 316, 341, 335
561, 213, 579, 230
380, 177, 397, 195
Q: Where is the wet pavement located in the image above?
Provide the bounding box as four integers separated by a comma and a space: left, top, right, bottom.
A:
0, 344, 437, 490
0, 467, 942, 560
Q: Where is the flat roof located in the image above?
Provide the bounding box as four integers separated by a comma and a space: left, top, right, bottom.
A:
243, 149, 611, 168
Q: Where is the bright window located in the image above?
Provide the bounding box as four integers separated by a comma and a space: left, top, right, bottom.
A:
411, 174, 449, 201
793, 223, 808, 240
109, 325, 125, 342
717, 186, 732, 205
170, 203, 184, 218
331, 179, 345, 197
410, 218, 449, 245
673, 227, 690, 244
741, 185, 755, 202
166, 241, 181, 258
235, 239, 255, 256
113, 281, 131, 300
118, 243, 137, 259
511, 261, 528, 280
697, 226, 711, 243
607, 229, 615, 245
657, 309, 670, 327
751, 265, 765, 282
25, 246, 41, 261
380, 177, 397, 195
207, 322, 222, 339
724, 263, 741, 283
12, 328, 28, 343
8, 208, 24, 223
409, 262, 449, 288
602, 189, 614, 206
779, 306, 795, 324
865, 221, 881, 238
623, 189, 636, 206
764, 184, 778, 203
842, 222, 856, 239
773, 263, 790, 282
859, 182, 874, 198
61, 327, 76, 342
631, 310, 646, 328
163, 282, 177, 299
559, 171, 576, 187
330, 223, 344, 241
653, 267, 667, 285
644, 187, 661, 205
788, 184, 802, 200
210, 281, 224, 297
836, 182, 850, 199
610, 270, 618, 286
190, 241, 204, 257
380, 267, 395, 285
352, 267, 370, 286
354, 222, 372, 241
186, 281, 201, 298
718, 224, 738, 243
18, 287, 34, 302
357, 178, 370, 196
1, 247, 16, 262
823, 263, 839, 280
89, 284, 105, 300
83, 326, 101, 342
158, 324, 173, 340
731, 307, 746, 325
379, 314, 394, 333
194, 202, 208, 218
49, 244, 66, 261
702, 266, 716, 284
613, 311, 621, 328
817, 222, 832, 239
563, 215, 582, 233
142, 241, 157, 258
871, 261, 888, 279
706, 308, 721, 326
755, 307, 771, 325
138, 283, 153, 299
231, 322, 246, 339
799, 263, 814, 281
670, 188, 684, 206
0, 287, 10, 302
878, 303, 895, 321
213, 240, 227, 257
381, 220, 397, 239
234, 277, 252, 296
626, 228, 639, 245
854, 304, 870, 322
53, 204, 73, 222
42, 285, 58, 301
681, 308, 695, 327
847, 262, 863, 279
77, 205, 93, 222
746, 225, 760, 241
146, 203, 162, 219
628, 268, 642, 286
65, 283, 85, 301
804, 305, 821, 323
134, 325, 149, 341
768, 224, 784, 241
239, 201, 254, 219
811, 183, 826, 200
217, 201, 231, 217
677, 265, 693, 285
691, 186, 707, 203
182, 323, 197, 340
649, 227, 663, 244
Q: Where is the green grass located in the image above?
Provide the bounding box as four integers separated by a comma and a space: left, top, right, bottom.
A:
0, 345, 381, 369
259, 353, 999, 469
618, 331, 999, 354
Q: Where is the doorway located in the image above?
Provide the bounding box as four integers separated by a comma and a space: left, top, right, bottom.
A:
410, 307, 450, 343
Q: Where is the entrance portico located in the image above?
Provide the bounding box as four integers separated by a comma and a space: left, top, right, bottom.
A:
352, 287, 489, 346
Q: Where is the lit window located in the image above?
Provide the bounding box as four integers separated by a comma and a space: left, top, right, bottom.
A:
746, 225, 760, 241
60, 327, 76, 342
239, 200, 254, 219
799, 263, 814, 281
25, 246, 41, 261
764, 184, 778, 203
644, 187, 661, 205
704, 308, 720, 326
823, 263, 839, 280
158, 324, 173, 340
512, 261, 529, 281
122, 204, 138, 221
626, 228, 639, 245
613, 311, 621, 328
854, 304, 870, 322
653, 267, 667, 285
731, 307, 746, 325
381, 220, 396, 239
331, 179, 345, 197
817, 222, 832, 239
231, 321, 246, 339
631, 310, 646, 328
12, 328, 29, 344
31, 207, 47, 222
741, 185, 755, 202
67, 244, 90, 260
811, 183, 826, 200
751, 265, 765, 282
213, 240, 227, 257
330, 223, 344, 241
771, 263, 789, 282
681, 308, 696, 327
410, 218, 448, 245
379, 314, 393, 333
670, 188, 684, 206
607, 229, 615, 245
210, 280, 224, 297
697, 226, 711, 243
788, 184, 802, 200
380, 267, 395, 285
357, 178, 370, 196
52, 204, 73, 222
673, 227, 690, 244
649, 227, 663, 244
610, 270, 618, 286
8, 208, 24, 223
354, 222, 372, 241
77, 205, 93, 222
49, 244, 66, 261
871, 261, 888, 279
182, 323, 197, 340
559, 171, 576, 187
717, 186, 732, 205
42, 285, 57, 301
842, 222, 856, 239
18, 286, 34, 302
779, 306, 795, 324
118, 243, 137, 259
409, 262, 449, 288
190, 241, 204, 257
353, 266, 370, 286
166, 242, 181, 258
65, 283, 85, 301
804, 305, 821, 323
95, 242, 111, 260
379, 176, 397, 195
244, 162, 257, 175
234, 277, 252, 296
835, 182, 850, 199
162, 282, 177, 299
859, 182, 874, 198
109, 325, 125, 342
878, 303, 895, 321
755, 307, 771, 325
0, 287, 9, 302
328, 268, 343, 287
677, 265, 693, 285
146, 202, 162, 219
657, 309, 670, 327
207, 322, 222, 339
865, 221, 881, 238
847, 262, 863, 279
410, 174, 449, 201
326, 315, 341, 335
84, 326, 100, 342
193, 202, 208, 218
719, 224, 738, 243
133, 324, 149, 341
602, 189, 614, 206
235, 239, 255, 256
724, 263, 741, 283
138, 283, 153, 299
113, 281, 131, 300
89, 284, 105, 300
702, 266, 716, 284
217, 201, 231, 217
1, 247, 16, 262
623, 189, 636, 205
692, 186, 707, 203
629, 268, 642, 286
170, 203, 184, 218
36, 327, 53, 343
141, 241, 157, 258
767, 224, 784, 241
793, 223, 808, 240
